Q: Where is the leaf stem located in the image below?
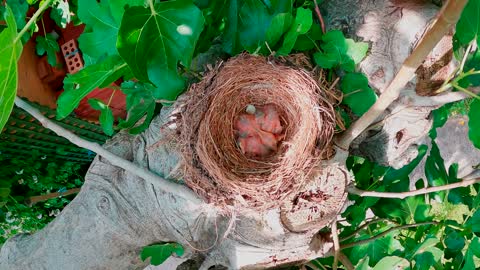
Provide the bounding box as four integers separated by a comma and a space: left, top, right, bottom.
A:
107, 90, 116, 107
313, 0, 326, 34
458, 42, 473, 74
14, 0, 53, 44
453, 83, 480, 100
340, 222, 438, 250
348, 177, 480, 199
148, 0, 156, 15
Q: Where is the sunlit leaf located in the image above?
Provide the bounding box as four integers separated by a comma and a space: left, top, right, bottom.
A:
88, 98, 114, 136
0, 5, 22, 134
140, 243, 184, 266
117, 0, 203, 100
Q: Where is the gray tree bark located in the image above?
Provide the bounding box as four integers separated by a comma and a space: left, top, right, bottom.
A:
0, 1, 473, 269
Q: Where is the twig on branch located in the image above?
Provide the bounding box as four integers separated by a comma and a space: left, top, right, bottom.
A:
313, 0, 326, 34
335, 0, 468, 150
339, 218, 392, 242
348, 178, 480, 199
26, 188, 81, 206
340, 222, 438, 250
14, 97, 203, 205
338, 252, 354, 270
332, 220, 340, 270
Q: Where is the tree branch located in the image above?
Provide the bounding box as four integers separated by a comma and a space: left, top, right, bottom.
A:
26, 188, 81, 206
339, 218, 392, 242
313, 0, 326, 34
332, 220, 340, 270
336, 0, 468, 150
338, 252, 354, 270
14, 0, 53, 43
340, 222, 438, 250
347, 178, 480, 199
14, 97, 203, 205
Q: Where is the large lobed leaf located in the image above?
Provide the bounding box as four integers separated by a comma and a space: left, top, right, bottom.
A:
76, 0, 144, 63
455, 0, 480, 46
116, 0, 204, 100
0, 5, 22, 134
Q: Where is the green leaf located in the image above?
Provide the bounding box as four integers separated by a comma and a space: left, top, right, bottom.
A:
56, 55, 128, 119
50, 0, 71, 28
0, 187, 11, 199
383, 145, 428, 190
355, 257, 372, 270
35, 33, 60, 66
454, 0, 480, 46
77, 0, 119, 61
6, 0, 27, 30
293, 23, 322, 51
408, 237, 440, 259
413, 247, 443, 270
277, 7, 312, 55
424, 141, 449, 202
118, 80, 156, 134
345, 39, 369, 65
116, 0, 204, 97
140, 243, 184, 266
347, 231, 403, 266
314, 51, 341, 69
340, 73, 377, 116
0, 5, 22, 134
462, 237, 480, 270
444, 229, 465, 251
468, 99, 480, 149
461, 49, 480, 87
372, 256, 410, 270
238, 0, 272, 53
222, 0, 240, 54
429, 102, 453, 139
466, 209, 480, 233
87, 99, 114, 136
382, 196, 432, 224
265, 13, 293, 48
314, 30, 368, 71
110, 0, 145, 25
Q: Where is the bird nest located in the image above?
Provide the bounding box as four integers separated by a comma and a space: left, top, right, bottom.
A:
179, 54, 337, 210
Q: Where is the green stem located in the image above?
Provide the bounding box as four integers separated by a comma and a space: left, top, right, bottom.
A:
341, 221, 438, 250
148, 0, 156, 14
14, 0, 53, 44
40, 18, 46, 36
453, 83, 480, 100
458, 42, 473, 74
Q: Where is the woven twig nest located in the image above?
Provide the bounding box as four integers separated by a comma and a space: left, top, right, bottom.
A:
179, 54, 341, 211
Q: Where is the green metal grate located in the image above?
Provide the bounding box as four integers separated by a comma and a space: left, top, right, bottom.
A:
0, 100, 111, 163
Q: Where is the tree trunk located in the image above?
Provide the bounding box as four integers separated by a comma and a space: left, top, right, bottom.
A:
0, 1, 470, 269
